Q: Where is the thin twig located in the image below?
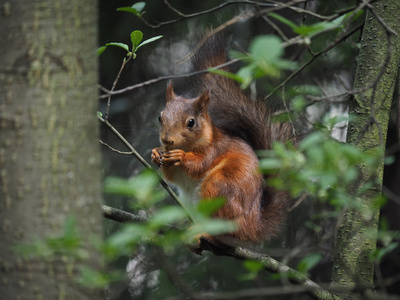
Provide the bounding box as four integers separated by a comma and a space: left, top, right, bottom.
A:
261, 15, 289, 42
288, 193, 308, 212
98, 59, 240, 98
105, 56, 131, 120
99, 139, 133, 155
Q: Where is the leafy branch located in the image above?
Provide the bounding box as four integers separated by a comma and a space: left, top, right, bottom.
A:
97, 30, 162, 120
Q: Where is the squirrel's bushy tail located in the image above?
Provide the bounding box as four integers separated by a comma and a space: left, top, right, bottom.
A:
190, 34, 294, 239
190, 34, 294, 152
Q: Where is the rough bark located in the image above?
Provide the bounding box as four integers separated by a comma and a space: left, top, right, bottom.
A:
331, 0, 400, 297
0, 1, 103, 299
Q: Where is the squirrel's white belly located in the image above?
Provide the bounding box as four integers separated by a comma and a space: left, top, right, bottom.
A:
172, 168, 201, 204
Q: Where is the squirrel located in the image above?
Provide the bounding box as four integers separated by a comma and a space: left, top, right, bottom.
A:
151, 34, 294, 254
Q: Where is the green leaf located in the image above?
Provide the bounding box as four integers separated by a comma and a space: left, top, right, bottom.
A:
273, 59, 297, 71
351, 9, 364, 22
384, 155, 395, 165
13, 216, 88, 261
103, 177, 136, 197
105, 42, 130, 52
136, 35, 163, 50
269, 12, 341, 38
297, 253, 322, 273
236, 65, 254, 88
130, 30, 143, 50
184, 219, 236, 242
107, 224, 146, 253
292, 96, 307, 112
197, 197, 226, 216
249, 35, 283, 63
96, 46, 107, 56
117, 2, 146, 17
294, 22, 338, 37
331, 14, 347, 26
243, 260, 264, 272
209, 68, 245, 84
103, 170, 163, 206
304, 221, 323, 233
375, 242, 399, 262
235, 35, 296, 84
78, 267, 125, 288
230, 50, 250, 61
299, 132, 325, 151
260, 158, 282, 171
239, 260, 265, 281
334, 10, 364, 27
268, 12, 299, 31
132, 2, 146, 12
148, 206, 187, 228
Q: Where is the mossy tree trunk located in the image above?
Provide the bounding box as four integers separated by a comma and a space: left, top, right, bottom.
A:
0, 0, 103, 299
331, 0, 400, 298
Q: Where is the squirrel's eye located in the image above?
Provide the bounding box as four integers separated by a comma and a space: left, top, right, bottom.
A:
187, 118, 195, 128
158, 115, 161, 122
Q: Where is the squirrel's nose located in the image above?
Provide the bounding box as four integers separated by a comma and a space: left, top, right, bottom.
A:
161, 137, 174, 146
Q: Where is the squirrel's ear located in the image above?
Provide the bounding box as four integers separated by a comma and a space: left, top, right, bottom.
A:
166, 81, 176, 103
195, 90, 210, 113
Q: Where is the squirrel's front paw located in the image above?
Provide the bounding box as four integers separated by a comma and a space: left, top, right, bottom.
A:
187, 233, 206, 255
151, 147, 164, 167
162, 149, 185, 166
187, 233, 233, 256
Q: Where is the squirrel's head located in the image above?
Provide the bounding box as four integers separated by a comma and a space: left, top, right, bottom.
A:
158, 82, 213, 151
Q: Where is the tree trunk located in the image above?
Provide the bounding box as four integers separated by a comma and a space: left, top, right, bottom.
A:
0, 1, 103, 299
331, 0, 400, 297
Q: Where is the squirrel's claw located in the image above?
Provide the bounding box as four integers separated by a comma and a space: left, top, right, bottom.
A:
151, 148, 164, 167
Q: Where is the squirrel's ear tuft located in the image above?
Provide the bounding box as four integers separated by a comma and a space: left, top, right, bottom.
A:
166, 81, 176, 103
195, 90, 210, 113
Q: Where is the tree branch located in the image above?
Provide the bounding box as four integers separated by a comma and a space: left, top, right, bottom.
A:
102, 204, 143, 223
194, 243, 337, 300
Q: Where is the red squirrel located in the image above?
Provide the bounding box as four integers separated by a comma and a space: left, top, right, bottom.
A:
151, 35, 294, 254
